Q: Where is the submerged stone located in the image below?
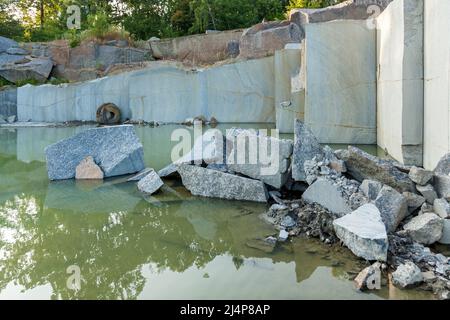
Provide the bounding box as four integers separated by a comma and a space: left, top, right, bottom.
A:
45, 125, 145, 180
137, 170, 164, 195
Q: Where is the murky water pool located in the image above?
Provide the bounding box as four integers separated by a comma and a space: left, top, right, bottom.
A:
0, 124, 434, 299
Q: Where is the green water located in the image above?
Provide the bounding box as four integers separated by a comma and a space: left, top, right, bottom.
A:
0, 125, 434, 300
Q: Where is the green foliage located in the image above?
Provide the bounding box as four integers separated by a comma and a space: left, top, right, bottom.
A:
0, 77, 13, 88
287, 0, 346, 10
14, 78, 41, 87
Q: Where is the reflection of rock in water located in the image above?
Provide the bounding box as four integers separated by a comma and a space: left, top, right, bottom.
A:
0, 129, 17, 156
16, 126, 94, 163
44, 180, 142, 214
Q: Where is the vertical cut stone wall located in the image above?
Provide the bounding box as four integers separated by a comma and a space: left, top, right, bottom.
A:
423, 0, 450, 170
376, 0, 424, 166
304, 19, 377, 144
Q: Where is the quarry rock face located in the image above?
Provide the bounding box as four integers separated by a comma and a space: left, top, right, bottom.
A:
45, 125, 145, 180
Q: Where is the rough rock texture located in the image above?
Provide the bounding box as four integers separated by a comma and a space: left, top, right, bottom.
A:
0, 36, 19, 53
403, 213, 444, 245
360, 179, 383, 201
302, 178, 354, 217
239, 21, 302, 59
434, 174, 450, 201
343, 146, 415, 192
403, 192, 426, 213
374, 185, 408, 233
434, 198, 450, 219
0, 56, 53, 83
0, 87, 17, 118
409, 166, 433, 185
225, 129, 293, 188
416, 184, 438, 204
75, 156, 104, 180
137, 169, 164, 195
354, 262, 382, 291
392, 262, 423, 288
304, 19, 376, 144
333, 204, 388, 262
435, 153, 450, 175
292, 120, 325, 181
439, 220, 450, 245
177, 164, 268, 203
45, 125, 145, 180
149, 29, 243, 65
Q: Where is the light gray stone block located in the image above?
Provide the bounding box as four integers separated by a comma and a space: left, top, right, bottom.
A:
392, 262, 423, 288
333, 204, 388, 262
137, 169, 164, 195
403, 213, 444, 245
374, 185, 408, 233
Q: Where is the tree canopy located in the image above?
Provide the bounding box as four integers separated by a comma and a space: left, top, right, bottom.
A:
0, 0, 345, 42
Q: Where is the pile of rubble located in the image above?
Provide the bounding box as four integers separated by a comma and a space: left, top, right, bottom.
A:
45, 121, 450, 299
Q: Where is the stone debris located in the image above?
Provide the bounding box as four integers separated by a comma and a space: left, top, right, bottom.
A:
434, 174, 450, 201
75, 156, 104, 180
374, 185, 408, 233
137, 169, 164, 195
409, 166, 434, 186
225, 128, 293, 189
278, 230, 289, 242
439, 220, 450, 245
177, 164, 268, 203
45, 125, 145, 180
403, 213, 444, 245
420, 202, 434, 214
292, 120, 325, 182
354, 262, 382, 291
342, 146, 415, 193
360, 179, 383, 201
302, 177, 359, 217
434, 153, 450, 176
416, 184, 438, 204
434, 198, 450, 219
333, 204, 388, 262
403, 192, 426, 213
392, 262, 423, 289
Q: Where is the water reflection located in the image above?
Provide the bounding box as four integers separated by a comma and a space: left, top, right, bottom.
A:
0, 126, 434, 300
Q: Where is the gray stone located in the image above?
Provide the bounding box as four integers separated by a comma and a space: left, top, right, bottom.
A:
392, 262, 423, 288
409, 166, 434, 185
374, 185, 408, 233
302, 178, 353, 217
360, 179, 383, 201
157, 164, 177, 178
439, 220, 450, 245
6, 47, 28, 55
280, 215, 296, 228
333, 204, 388, 262
177, 164, 268, 203
343, 146, 415, 192
434, 153, 450, 175
0, 36, 19, 53
0, 56, 53, 83
206, 163, 231, 173
403, 213, 444, 245
354, 263, 382, 291
0, 86, 17, 118
127, 168, 154, 182
433, 198, 450, 219
403, 192, 426, 213
434, 174, 450, 201
137, 170, 164, 195
420, 202, 434, 214
292, 120, 325, 182
416, 184, 438, 204
278, 230, 289, 242
45, 125, 145, 180
226, 129, 293, 188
